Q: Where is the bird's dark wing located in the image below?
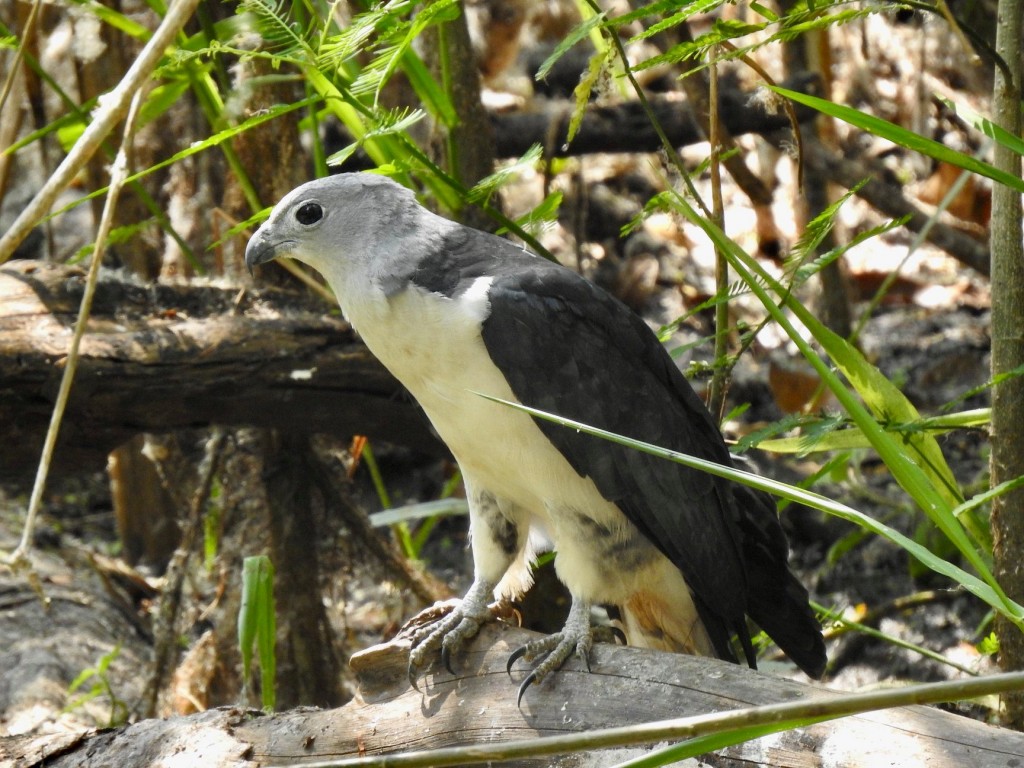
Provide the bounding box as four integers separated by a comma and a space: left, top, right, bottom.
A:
443, 244, 741, 655
731, 483, 826, 677
454, 232, 822, 676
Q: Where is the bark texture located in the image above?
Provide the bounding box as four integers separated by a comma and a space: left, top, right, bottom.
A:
0, 260, 443, 482
4, 623, 1024, 767
989, 0, 1024, 730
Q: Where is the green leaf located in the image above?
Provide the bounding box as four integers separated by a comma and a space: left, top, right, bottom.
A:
827, 524, 872, 566
734, 412, 828, 453
626, 0, 722, 46
239, 555, 276, 711
56, 120, 87, 153
70, 220, 155, 264
240, 0, 313, 57
400, 50, 457, 127
366, 107, 427, 139
348, 0, 459, 121
468, 145, 544, 205
369, 498, 469, 527
977, 631, 999, 656
712, 18, 766, 38
757, 408, 991, 455
937, 95, 1024, 157
568, 48, 612, 144
953, 474, 1024, 521
476, 393, 1023, 622
749, 2, 779, 22
771, 85, 1024, 193
204, 478, 222, 571
139, 80, 191, 128
73, 0, 153, 39
507, 191, 563, 238
535, 12, 606, 82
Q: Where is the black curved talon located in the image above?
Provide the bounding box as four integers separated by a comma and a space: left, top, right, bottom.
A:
441, 644, 456, 676
506, 645, 529, 678
408, 648, 430, 692
516, 670, 539, 709
610, 626, 627, 645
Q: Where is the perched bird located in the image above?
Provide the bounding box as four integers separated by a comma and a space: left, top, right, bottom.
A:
245, 172, 826, 697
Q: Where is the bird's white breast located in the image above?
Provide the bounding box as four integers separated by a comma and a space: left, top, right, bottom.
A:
325, 269, 704, 643
333, 275, 648, 597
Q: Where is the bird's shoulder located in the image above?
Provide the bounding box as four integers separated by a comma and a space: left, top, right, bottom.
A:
405, 223, 547, 299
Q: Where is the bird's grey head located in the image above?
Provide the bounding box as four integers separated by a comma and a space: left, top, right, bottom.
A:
244, 173, 421, 278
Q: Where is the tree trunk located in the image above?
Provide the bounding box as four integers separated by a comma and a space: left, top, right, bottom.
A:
989, 0, 1024, 730
263, 432, 345, 709
424, 0, 496, 230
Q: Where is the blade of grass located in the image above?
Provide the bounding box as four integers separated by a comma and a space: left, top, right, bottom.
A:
662, 192, 1008, 615
771, 86, 1024, 193
756, 408, 991, 454
474, 394, 1022, 621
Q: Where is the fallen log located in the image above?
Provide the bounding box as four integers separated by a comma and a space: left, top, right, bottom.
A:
0, 260, 443, 482
4, 622, 1023, 767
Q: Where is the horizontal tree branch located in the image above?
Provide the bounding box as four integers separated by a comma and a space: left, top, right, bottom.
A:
801, 135, 991, 276
0, 260, 444, 482
6, 622, 1023, 767
489, 78, 989, 276
491, 73, 823, 158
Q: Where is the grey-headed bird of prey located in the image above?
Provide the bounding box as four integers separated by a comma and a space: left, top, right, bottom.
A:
245, 173, 826, 697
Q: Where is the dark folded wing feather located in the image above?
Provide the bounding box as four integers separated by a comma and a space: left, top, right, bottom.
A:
425, 226, 824, 676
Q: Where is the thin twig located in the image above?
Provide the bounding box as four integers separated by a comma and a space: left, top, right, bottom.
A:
3, 83, 149, 585
142, 428, 227, 718
581, 0, 712, 218
0, 0, 201, 263
718, 38, 804, 190
707, 45, 730, 421
0, 0, 42, 201
0, 0, 42, 113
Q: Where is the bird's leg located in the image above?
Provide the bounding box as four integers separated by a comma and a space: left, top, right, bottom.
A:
408, 577, 497, 688
507, 595, 593, 705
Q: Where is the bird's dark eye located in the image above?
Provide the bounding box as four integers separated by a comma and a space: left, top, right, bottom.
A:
295, 202, 323, 226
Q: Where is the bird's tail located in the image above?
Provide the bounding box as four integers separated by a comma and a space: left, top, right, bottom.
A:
733, 484, 827, 679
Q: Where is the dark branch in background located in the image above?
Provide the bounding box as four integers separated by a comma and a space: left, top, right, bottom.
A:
491, 73, 823, 158
801, 135, 990, 276
487, 74, 988, 276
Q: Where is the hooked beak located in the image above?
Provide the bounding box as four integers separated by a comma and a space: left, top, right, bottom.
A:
245, 228, 295, 276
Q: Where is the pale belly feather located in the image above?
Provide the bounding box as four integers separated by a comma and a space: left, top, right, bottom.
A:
338, 278, 706, 647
